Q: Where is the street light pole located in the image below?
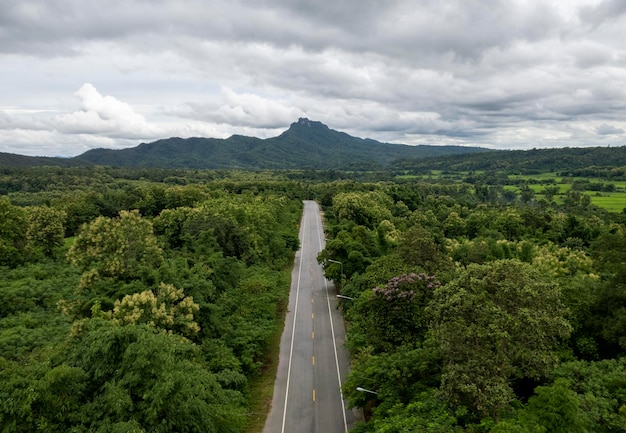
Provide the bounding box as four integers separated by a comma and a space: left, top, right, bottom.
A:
356, 386, 378, 395
327, 259, 343, 292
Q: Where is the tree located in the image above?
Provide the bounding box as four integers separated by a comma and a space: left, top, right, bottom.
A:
588, 226, 626, 358
549, 358, 626, 432
429, 260, 572, 420
350, 273, 441, 352
102, 283, 200, 338
492, 208, 524, 241
332, 191, 394, 229
59, 319, 245, 433
520, 379, 589, 433
56, 191, 101, 237
368, 391, 462, 433
396, 224, 447, 273
492, 358, 626, 433
345, 343, 442, 409
443, 211, 466, 238
0, 196, 28, 267
67, 210, 163, 289
25, 206, 66, 257
152, 206, 194, 250
519, 185, 535, 204
319, 224, 380, 280
541, 185, 560, 203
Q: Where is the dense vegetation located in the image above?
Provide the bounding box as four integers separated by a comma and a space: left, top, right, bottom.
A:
0, 167, 302, 432
2, 144, 626, 432
316, 176, 626, 432
391, 145, 626, 175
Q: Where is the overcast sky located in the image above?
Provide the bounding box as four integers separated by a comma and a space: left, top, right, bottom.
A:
1, 0, 625, 157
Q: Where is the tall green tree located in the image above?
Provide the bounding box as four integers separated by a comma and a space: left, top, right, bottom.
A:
396, 224, 447, 273
350, 273, 441, 352
0, 196, 28, 267
429, 260, 572, 421
332, 191, 394, 229
61, 319, 244, 433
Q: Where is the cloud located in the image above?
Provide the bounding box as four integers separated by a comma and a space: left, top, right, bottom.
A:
1, 0, 626, 156
53, 83, 161, 139
581, 0, 626, 27
0, 110, 11, 127
595, 123, 624, 135
173, 86, 305, 129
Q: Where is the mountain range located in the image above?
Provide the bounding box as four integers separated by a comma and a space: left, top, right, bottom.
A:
0, 118, 486, 169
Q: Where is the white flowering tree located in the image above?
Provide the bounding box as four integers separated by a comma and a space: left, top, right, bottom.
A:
104, 283, 200, 338
67, 210, 163, 289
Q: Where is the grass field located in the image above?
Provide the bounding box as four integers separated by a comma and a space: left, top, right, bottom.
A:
397, 170, 626, 212
588, 193, 626, 213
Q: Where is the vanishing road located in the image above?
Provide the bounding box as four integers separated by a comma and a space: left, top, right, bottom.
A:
263, 200, 357, 433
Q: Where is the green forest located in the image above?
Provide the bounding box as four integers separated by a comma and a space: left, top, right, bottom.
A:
1, 159, 626, 432
0, 167, 303, 432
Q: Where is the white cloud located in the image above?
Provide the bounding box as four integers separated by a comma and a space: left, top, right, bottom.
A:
173, 86, 305, 129
52, 83, 160, 138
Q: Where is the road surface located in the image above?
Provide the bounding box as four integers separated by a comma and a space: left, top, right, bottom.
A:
263, 200, 357, 433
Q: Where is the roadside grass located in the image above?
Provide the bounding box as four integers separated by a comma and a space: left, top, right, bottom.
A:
243, 266, 292, 433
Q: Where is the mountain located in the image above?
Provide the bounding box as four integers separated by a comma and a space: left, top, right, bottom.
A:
0, 119, 487, 169
69, 118, 486, 169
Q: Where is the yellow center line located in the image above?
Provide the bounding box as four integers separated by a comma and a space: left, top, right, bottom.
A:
312, 331, 315, 339
312, 355, 315, 365
313, 389, 316, 401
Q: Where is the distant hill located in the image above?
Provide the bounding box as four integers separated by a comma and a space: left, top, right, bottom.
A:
0, 152, 79, 167
391, 146, 626, 174
70, 118, 487, 169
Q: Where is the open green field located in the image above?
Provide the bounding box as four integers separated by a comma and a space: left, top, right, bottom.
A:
508, 172, 563, 182
462, 171, 626, 212
588, 193, 626, 213
396, 168, 626, 212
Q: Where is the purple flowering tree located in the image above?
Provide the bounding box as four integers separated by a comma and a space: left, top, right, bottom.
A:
356, 273, 441, 352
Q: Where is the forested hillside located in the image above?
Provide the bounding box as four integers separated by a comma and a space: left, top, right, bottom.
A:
0, 118, 486, 169
392, 145, 626, 175
2, 159, 626, 432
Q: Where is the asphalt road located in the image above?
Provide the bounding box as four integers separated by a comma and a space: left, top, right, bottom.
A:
263, 200, 357, 433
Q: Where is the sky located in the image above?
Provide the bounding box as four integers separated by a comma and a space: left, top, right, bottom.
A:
1, 0, 626, 157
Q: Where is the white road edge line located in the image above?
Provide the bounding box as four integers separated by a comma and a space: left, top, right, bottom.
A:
315, 203, 349, 433
281, 203, 307, 433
